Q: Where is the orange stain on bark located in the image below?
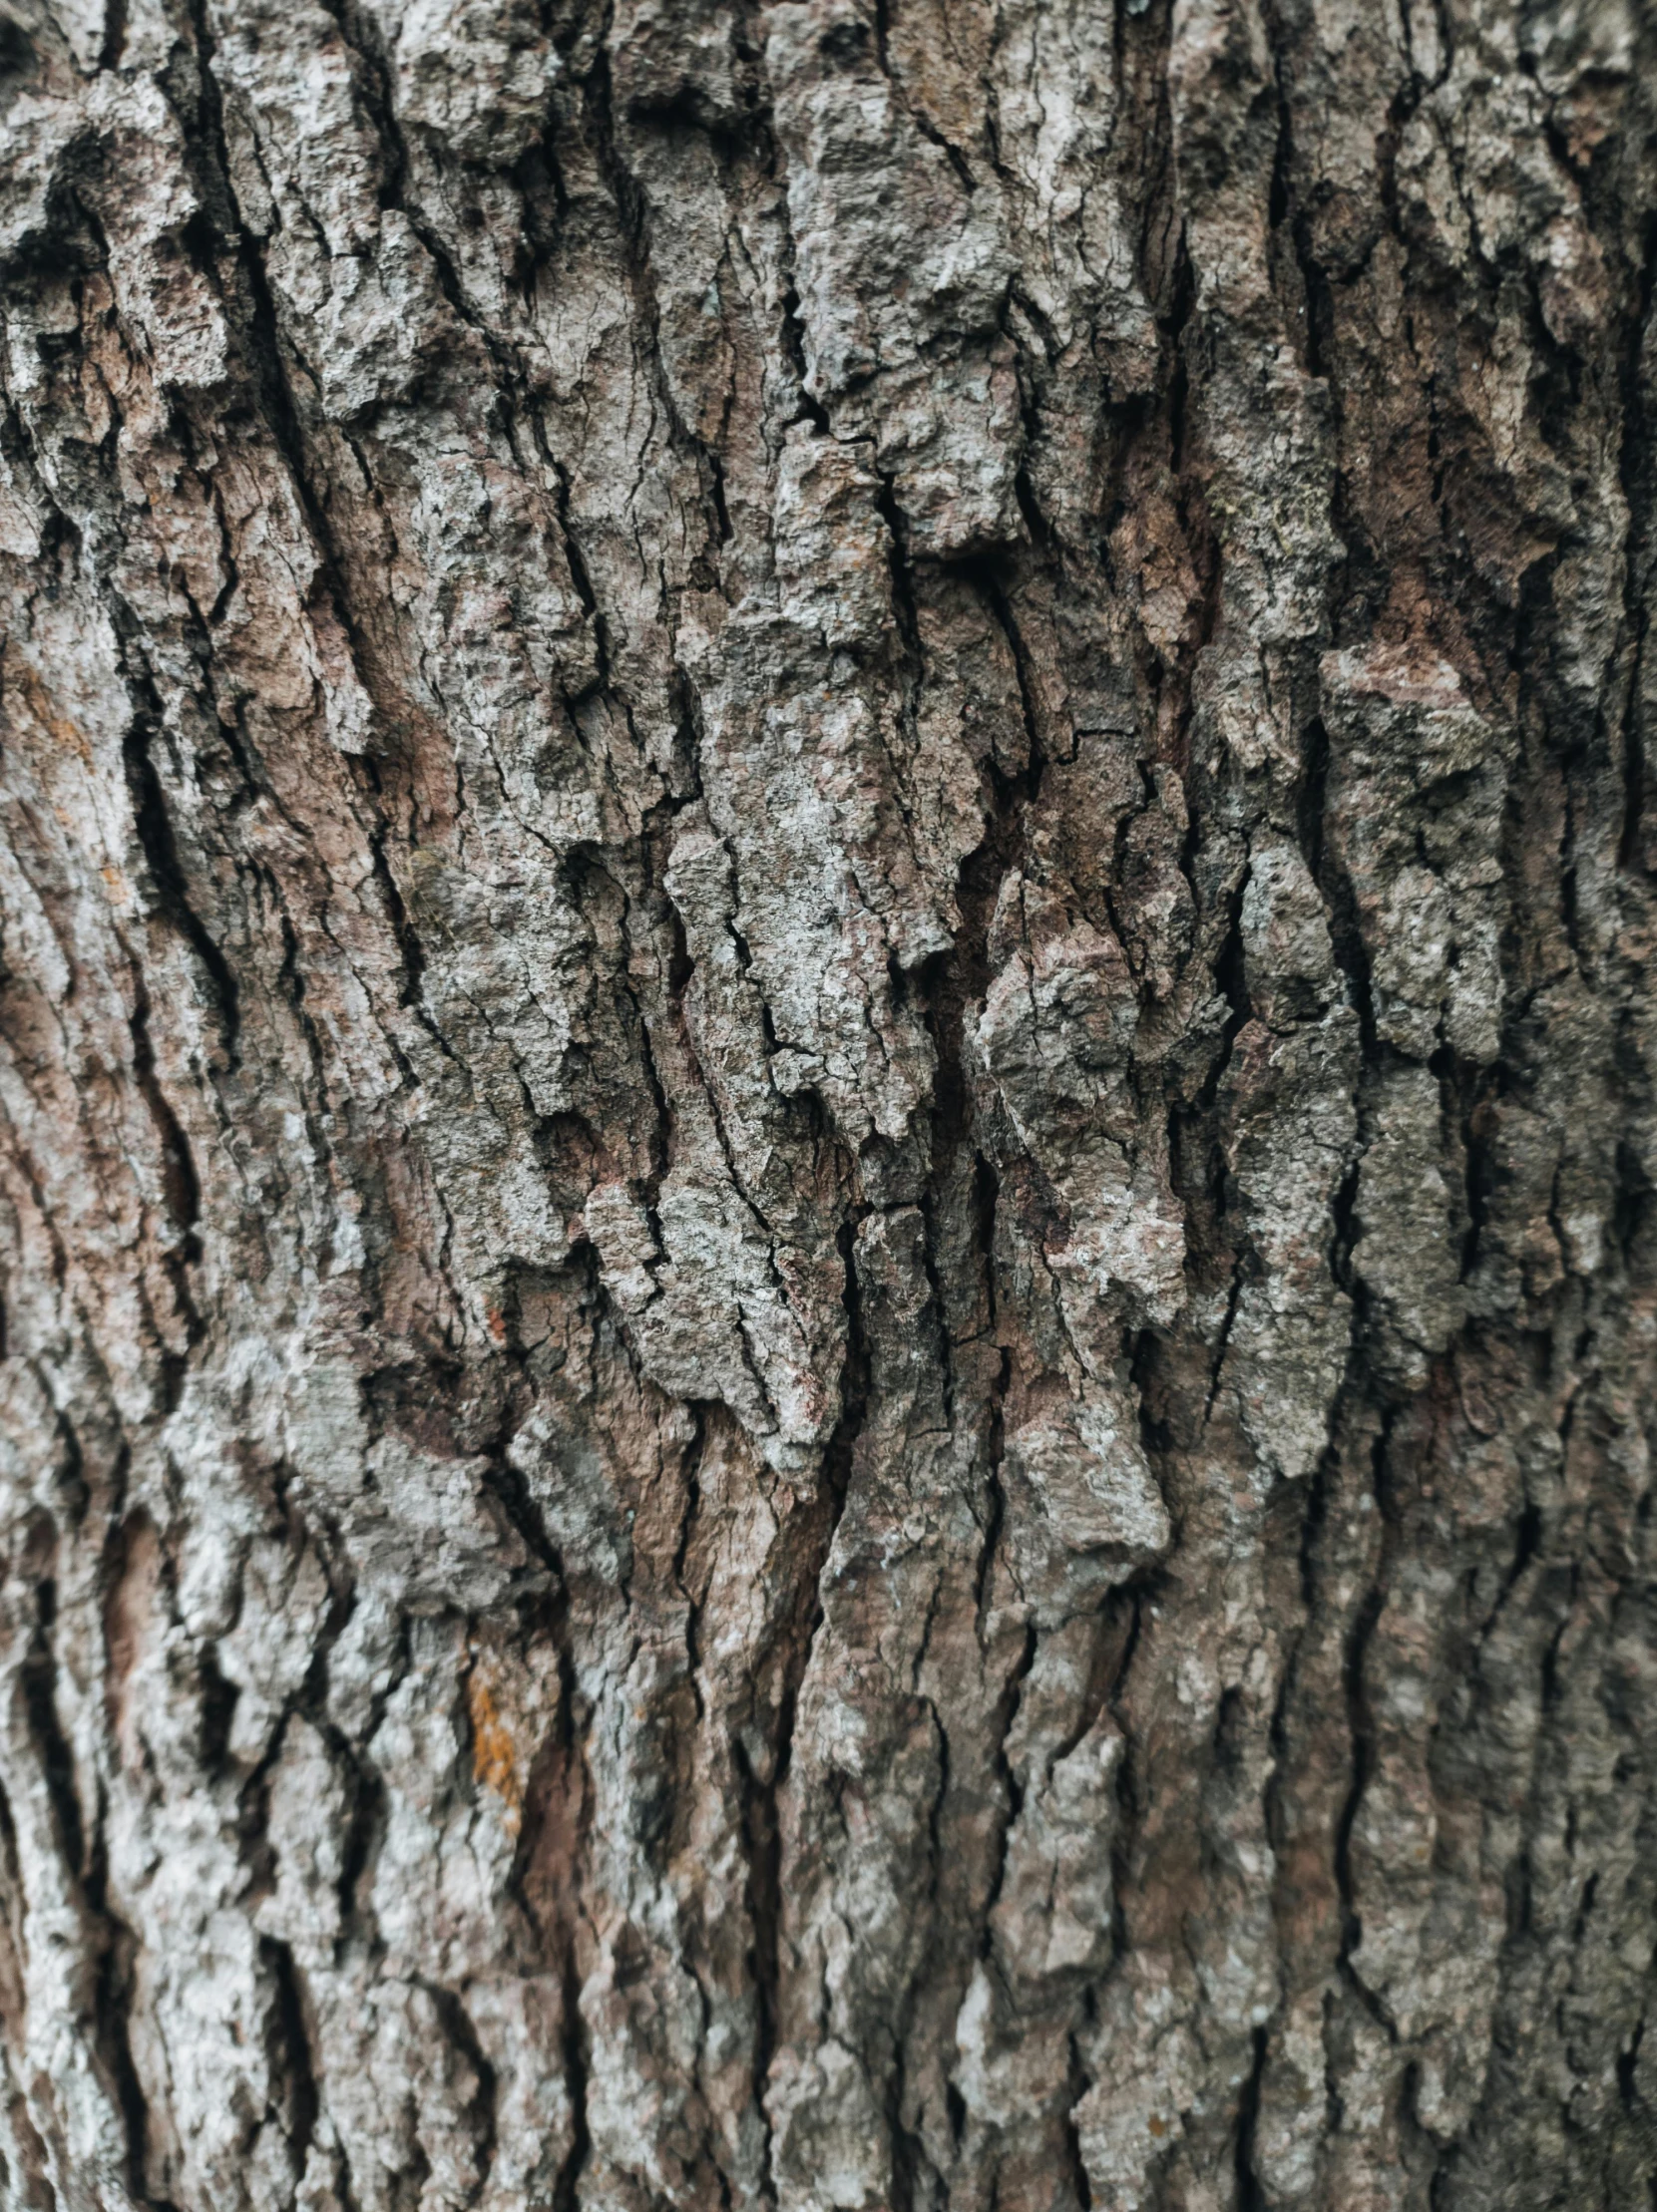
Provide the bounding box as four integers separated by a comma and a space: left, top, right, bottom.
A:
468, 1665, 523, 1838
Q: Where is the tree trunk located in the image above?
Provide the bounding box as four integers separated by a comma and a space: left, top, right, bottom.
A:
2, 0, 1655, 2205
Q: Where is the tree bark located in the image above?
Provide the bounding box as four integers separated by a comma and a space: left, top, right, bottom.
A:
2, 0, 1656, 2205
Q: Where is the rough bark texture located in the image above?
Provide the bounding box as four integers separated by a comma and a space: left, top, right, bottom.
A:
3, 0, 1657, 2205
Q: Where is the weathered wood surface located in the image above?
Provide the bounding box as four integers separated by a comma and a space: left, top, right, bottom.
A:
2, 0, 1656, 2204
